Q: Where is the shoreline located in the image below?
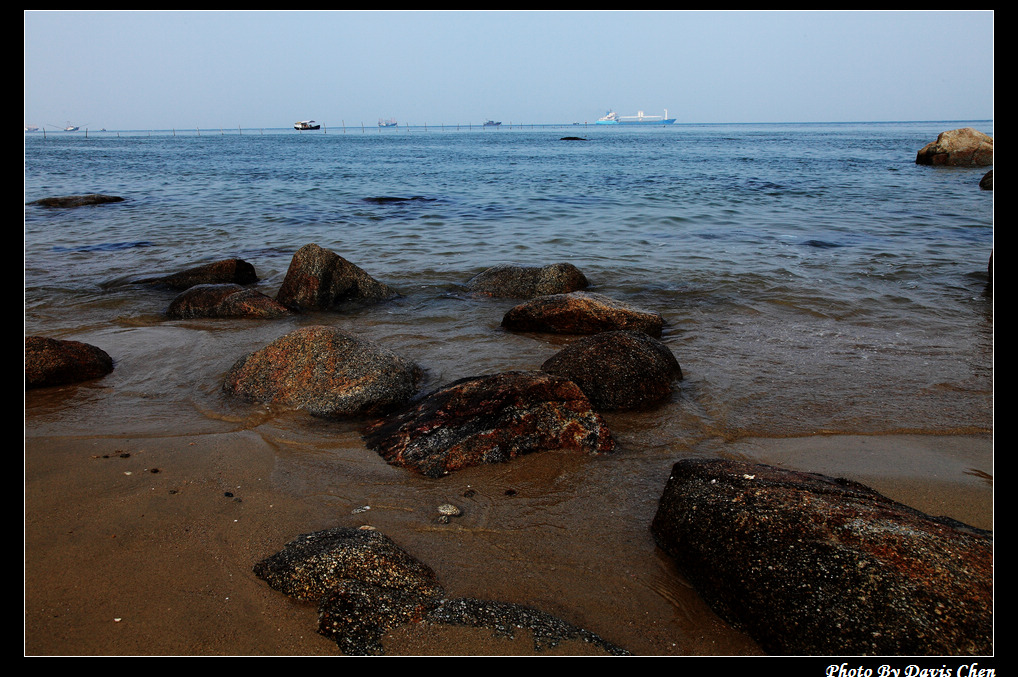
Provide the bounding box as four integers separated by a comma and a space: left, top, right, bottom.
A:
25, 420, 991, 656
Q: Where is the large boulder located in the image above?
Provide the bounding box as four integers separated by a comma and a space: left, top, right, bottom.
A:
166, 283, 290, 319
363, 371, 614, 478
651, 459, 993, 656
465, 263, 589, 298
223, 325, 422, 417
275, 243, 396, 311
915, 127, 993, 166
137, 258, 259, 290
541, 330, 682, 410
25, 336, 114, 389
502, 291, 664, 337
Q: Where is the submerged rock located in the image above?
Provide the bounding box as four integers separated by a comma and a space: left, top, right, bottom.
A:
166, 283, 290, 319
650, 459, 993, 656
363, 371, 614, 478
275, 243, 397, 311
27, 194, 125, 208
915, 127, 993, 166
541, 330, 682, 410
980, 169, 993, 190
25, 336, 114, 389
137, 258, 259, 290
465, 262, 589, 298
223, 325, 422, 417
502, 291, 664, 337
255, 526, 628, 655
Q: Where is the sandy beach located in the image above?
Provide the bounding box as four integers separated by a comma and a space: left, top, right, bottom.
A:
24, 380, 991, 655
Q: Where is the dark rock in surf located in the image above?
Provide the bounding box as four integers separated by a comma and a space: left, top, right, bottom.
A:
363, 371, 614, 478
502, 291, 664, 337
541, 330, 682, 411
560, 136, 587, 141
980, 169, 993, 190
650, 459, 993, 656
465, 262, 589, 298
915, 127, 993, 166
255, 525, 628, 655
138, 258, 259, 290
275, 243, 397, 311
25, 336, 114, 389
27, 194, 125, 208
223, 325, 422, 418
166, 283, 290, 319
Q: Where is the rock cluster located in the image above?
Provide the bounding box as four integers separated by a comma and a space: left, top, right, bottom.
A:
651, 459, 993, 656
254, 525, 628, 655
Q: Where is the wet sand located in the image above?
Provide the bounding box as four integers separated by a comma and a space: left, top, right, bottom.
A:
24, 384, 992, 655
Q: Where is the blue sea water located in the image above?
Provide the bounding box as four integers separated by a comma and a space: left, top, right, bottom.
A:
24, 121, 993, 440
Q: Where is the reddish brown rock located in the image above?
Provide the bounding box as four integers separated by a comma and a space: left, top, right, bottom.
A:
915, 127, 993, 166
166, 283, 290, 319
275, 243, 396, 311
651, 459, 993, 656
138, 258, 258, 290
25, 336, 114, 389
223, 325, 422, 417
363, 371, 614, 478
465, 262, 589, 298
541, 330, 682, 410
502, 291, 664, 337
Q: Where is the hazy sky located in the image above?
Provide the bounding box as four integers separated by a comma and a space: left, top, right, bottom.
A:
24, 10, 993, 130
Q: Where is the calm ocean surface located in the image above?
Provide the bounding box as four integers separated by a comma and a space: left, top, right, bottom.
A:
24, 121, 993, 441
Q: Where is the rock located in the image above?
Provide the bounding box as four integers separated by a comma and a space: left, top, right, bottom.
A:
223, 325, 422, 417
137, 258, 258, 290
502, 291, 664, 337
915, 127, 993, 166
426, 597, 628, 656
253, 526, 444, 603
27, 194, 124, 208
650, 459, 993, 656
363, 371, 614, 478
255, 526, 628, 655
166, 283, 290, 319
275, 243, 397, 311
541, 330, 682, 410
25, 336, 114, 389
465, 262, 589, 298
980, 169, 993, 190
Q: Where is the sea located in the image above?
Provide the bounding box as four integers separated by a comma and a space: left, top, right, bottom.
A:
23, 120, 994, 655
24, 121, 993, 440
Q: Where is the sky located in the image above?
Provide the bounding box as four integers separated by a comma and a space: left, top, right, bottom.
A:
24, 10, 993, 131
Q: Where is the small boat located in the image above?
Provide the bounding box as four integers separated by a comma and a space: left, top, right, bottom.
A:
483, 120, 501, 127
378, 118, 398, 128
294, 120, 321, 131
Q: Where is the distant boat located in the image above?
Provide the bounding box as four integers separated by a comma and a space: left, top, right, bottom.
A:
483, 120, 501, 127
294, 120, 321, 131
378, 118, 398, 128
595, 109, 676, 125
25, 125, 40, 133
